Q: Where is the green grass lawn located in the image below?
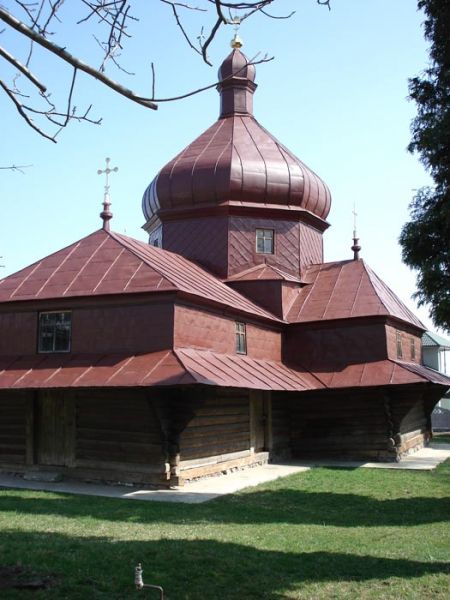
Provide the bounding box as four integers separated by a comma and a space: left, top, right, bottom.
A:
432, 433, 450, 444
0, 463, 449, 599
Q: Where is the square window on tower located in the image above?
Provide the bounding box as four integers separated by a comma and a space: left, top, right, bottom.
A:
256, 229, 274, 254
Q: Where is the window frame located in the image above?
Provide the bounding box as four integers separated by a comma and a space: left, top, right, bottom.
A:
235, 321, 247, 355
38, 310, 72, 354
396, 330, 403, 359
410, 337, 416, 361
255, 228, 274, 255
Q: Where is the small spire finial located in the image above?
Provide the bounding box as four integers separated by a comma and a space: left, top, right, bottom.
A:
97, 157, 118, 231
351, 203, 361, 260
230, 17, 243, 48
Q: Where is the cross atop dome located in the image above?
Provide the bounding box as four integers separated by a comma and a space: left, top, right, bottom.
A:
97, 157, 118, 231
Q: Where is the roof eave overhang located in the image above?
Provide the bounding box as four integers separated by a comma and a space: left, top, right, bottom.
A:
157, 203, 330, 232
175, 290, 283, 327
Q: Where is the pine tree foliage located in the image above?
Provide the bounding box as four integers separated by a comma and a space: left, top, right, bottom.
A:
399, 0, 450, 331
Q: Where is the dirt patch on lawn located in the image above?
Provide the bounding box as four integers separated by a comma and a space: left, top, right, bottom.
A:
0, 565, 58, 591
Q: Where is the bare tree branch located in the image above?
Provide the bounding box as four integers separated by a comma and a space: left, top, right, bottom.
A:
1, 1, 330, 141
0, 7, 158, 109
0, 164, 33, 174
0, 44, 47, 92
0, 79, 57, 142
152, 53, 273, 102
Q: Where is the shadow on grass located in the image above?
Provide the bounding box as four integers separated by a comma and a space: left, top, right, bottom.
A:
1, 530, 449, 598
0, 487, 449, 528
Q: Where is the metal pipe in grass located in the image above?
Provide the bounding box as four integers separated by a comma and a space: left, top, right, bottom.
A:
135, 564, 164, 599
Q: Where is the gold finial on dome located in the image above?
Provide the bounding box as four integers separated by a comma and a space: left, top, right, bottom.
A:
231, 33, 243, 49
230, 17, 242, 48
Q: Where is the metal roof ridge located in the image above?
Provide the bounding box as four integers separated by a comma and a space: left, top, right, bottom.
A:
0, 228, 108, 290
363, 260, 425, 329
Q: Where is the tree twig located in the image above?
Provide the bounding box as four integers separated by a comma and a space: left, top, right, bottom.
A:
0, 7, 158, 110
0, 44, 47, 92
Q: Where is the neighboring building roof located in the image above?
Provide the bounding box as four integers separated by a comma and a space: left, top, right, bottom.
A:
0, 228, 279, 323
287, 259, 424, 329
142, 48, 331, 224
422, 331, 450, 349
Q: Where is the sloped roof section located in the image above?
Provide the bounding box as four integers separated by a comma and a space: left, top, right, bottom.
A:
175, 348, 322, 391
226, 263, 302, 283
308, 359, 450, 389
0, 229, 175, 301
287, 259, 424, 329
422, 331, 450, 349
0, 349, 322, 392
0, 229, 278, 322
1, 351, 447, 393
0, 351, 193, 389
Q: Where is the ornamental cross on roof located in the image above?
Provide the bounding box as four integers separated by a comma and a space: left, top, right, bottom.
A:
351, 203, 361, 260
97, 157, 118, 231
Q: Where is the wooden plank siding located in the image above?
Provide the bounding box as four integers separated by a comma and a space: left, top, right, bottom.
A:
277, 390, 398, 461
74, 390, 166, 472
0, 391, 30, 465
180, 389, 251, 463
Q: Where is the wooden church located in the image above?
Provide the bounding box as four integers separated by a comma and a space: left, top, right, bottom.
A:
1, 40, 449, 487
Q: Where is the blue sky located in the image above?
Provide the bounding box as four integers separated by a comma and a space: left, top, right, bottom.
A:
0, 1, 442, 332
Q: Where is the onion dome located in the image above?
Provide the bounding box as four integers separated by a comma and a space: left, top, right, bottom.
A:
142, 41, 331, 224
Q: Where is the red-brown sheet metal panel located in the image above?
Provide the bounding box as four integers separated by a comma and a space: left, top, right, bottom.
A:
287, 260, 425, 330
0, 228, 278, 323
309, 359, 450, 390
111, 232, 279, 321
365, 264, 424, 328
0, 352, 193, 390
226, 263, 302, 283
175, 348, 322, 391
394, 360, 450, 386
0, 230, 177, 302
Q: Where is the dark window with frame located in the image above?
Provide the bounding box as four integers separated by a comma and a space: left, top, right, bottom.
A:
38, 311, 72, 353
235, 322, 247, 354
396, 330, 403, 359
256, 228, 274, 254
410, 337, 416, 361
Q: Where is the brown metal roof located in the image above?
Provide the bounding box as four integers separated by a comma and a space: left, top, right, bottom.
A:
0, 228, 279, 322
143, 48, 331, 224
287, 259, 424, 329
0, 351, 193, 389
1, 350, 447, 393
226, 263, 302, 283
174, 348, 322, 392
309, 359, 450, 389
0, 349, 321, 392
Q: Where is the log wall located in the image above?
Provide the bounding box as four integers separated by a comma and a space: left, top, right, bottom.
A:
388, 389, 429, 456
0, 392, 29, 465
74, 390, 166, 475
180, 389, 250, 461
282, 390, 398, 461
271, 395, 292, 458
